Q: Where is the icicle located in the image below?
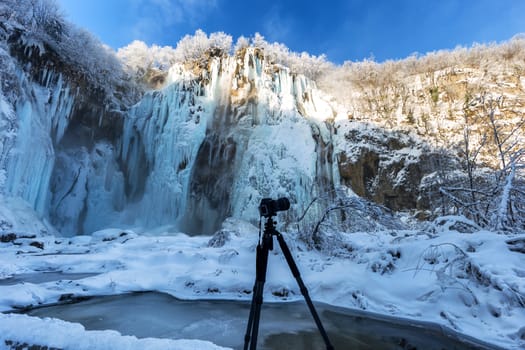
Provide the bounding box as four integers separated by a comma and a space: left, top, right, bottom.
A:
3, 65, 78, 217
116, 75, 211, 230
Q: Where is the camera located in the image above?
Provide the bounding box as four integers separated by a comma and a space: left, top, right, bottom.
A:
259, 197, 290, 218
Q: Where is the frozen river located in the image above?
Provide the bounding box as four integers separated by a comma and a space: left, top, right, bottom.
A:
24, 292, 501, 350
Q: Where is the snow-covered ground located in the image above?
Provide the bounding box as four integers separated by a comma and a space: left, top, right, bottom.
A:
1, 198, 525, 349
0, 313, 228, 350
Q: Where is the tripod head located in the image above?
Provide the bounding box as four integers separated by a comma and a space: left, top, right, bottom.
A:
259, 215, 277, 252
262, 214, 277, 232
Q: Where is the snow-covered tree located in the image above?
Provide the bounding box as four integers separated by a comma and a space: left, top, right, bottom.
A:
481, 94, 525, 231
117, 40, 177, 83
234, 36, 250, 52
437, 91, 525, 232
251, 32, 267, 49
1, 0, 140, 111
172, 29, 232, 63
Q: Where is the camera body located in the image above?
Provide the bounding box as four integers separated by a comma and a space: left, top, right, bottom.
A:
259, 197, 290, 218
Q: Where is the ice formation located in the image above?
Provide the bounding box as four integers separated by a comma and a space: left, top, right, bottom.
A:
2, 48, 345, 235
1, 68, 74, 216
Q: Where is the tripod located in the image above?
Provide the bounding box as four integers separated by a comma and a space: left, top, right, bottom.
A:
243, 216, 334, 350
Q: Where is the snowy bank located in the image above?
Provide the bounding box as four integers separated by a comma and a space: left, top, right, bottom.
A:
0, 216, 524, 349
0, 313, 231, 350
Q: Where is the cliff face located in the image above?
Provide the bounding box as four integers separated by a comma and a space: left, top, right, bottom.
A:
325, 52, 525, 222
336, 126, 436, 212
327, 56, 525, 166
1, 18, 524, 235
345, 64, 525, 153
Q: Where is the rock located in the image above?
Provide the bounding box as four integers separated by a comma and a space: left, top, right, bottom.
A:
29, 241, 44, 249
207, 229, 230, 248
337, 128, 438, 212
0, 233, 17, 243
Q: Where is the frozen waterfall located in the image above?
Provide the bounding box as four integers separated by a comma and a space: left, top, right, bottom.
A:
2, 48, 343, 236
119, 49, 342, 234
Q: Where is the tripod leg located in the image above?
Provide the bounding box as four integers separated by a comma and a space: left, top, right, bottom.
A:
244, 280, 264, 350
275, 233, 334, 350
244, 279, 258, 349
244, 242, 270, 350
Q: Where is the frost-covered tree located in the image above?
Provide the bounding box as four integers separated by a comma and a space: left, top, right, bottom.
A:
437, 91, 525, 231
117, 40, 177, 83
172, 29, 232, 63
1, 0, 66, 55
494, 151, 525, 230
237, 32, 331, 81
208, 32, 233, 54
480, 94, 525, 231
56, 25, 138, 109
317, 36, 525, 113
117, 31, 235, 84
251, 32, 267, 49
437, 91, 489, 225
129, 29, 331, 82
234, 35, 250, 52
1, 0, 139, 110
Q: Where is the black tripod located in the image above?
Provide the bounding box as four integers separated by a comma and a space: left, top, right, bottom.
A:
243, 216, 334, 350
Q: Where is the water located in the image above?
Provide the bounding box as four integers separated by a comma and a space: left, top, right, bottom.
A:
24, 292, 501, 350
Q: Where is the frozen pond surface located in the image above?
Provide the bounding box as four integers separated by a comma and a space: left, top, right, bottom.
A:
0, 272, 99, 286
24, 292, 501, 350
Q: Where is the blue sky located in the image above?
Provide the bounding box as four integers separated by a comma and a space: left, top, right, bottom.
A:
56, 0, 525, 64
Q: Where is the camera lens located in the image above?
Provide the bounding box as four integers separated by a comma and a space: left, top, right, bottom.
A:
275, 197, 290, 211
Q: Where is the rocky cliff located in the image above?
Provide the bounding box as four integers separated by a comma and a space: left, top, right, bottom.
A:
322, 44, 525, 225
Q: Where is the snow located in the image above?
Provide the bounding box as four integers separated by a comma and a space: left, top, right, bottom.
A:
0, 207, 524, 349
0, 194, 56, 236
0, 313, 230, 350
